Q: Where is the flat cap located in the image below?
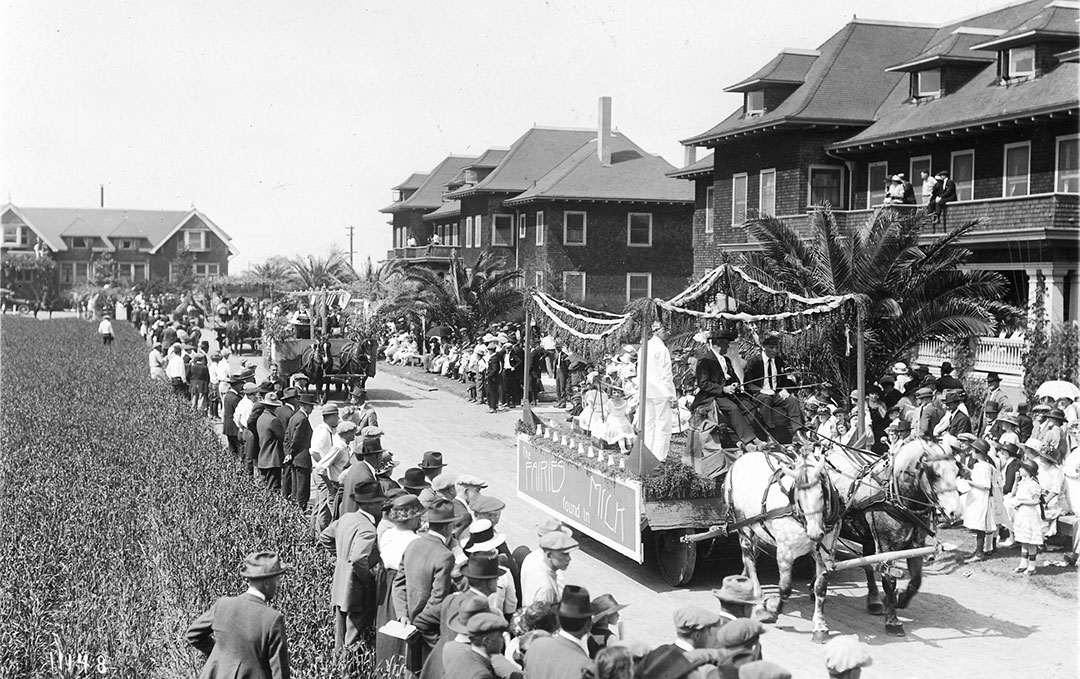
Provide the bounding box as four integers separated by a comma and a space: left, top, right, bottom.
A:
717, 618, 765, 647
469, 495, 506, 514
467, 611, 509, 635
673, 605, 721, 632
824, 635, 873, 673
738, 660, 791, 679
914, 387, 934, 398
457, 474, 488, 489
538, 531, 579, 552
336, 421, 358, 435
537, 517, 572, 537
431, 473, 457, 491
361, 426, 384, 439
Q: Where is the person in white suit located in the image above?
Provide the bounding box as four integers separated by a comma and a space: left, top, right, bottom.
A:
640, 321, 677, 461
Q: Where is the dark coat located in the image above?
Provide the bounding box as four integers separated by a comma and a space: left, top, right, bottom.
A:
222, 390, 241, 437
276, 403, 297, 432
442, 647, 495, 679
416, 590, 483, 679
186, 593, 290, 679
244, 403, 266, 462
523, 634, 593, 679
286, 410, 313, 469
340, 458, 381, 515
742, 353, 794, 396
689, 353, 732, 411
946, 409, 973, 436
256, 409, 286, 469
935, 178, 958, 204
329, 510, 380, 615
395, 533, 455, 644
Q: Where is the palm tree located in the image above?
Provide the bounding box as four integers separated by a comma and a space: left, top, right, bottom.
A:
738, 206, 1022, 392
289, 251, 356, 290
380, 249, 523, 334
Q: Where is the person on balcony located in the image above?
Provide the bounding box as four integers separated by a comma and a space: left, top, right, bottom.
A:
883, 176, 906, 205
930, 170, 957, 222
407, 235, 418, 247
920, 170, 938, 207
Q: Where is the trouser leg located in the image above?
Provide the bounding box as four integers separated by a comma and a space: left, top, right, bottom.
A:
293, 467, 311, 509
716, 397, 758, 443
281, 462, 294, 500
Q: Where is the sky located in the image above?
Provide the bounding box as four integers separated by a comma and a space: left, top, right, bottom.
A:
2, 0, 995, 271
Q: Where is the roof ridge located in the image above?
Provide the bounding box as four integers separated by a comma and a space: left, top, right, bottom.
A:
940, 0, 1045, 26
849, 17, 938, 28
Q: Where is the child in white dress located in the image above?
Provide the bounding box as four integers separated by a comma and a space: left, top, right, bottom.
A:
1006, 459, 1044, 575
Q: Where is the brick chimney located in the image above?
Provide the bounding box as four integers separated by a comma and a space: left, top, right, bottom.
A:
598, 96, 612, 167
684, 146, 697, 167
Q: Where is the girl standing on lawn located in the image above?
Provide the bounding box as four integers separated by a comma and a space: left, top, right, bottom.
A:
1006, 459, 1044, 575
962, 440, 1004, 561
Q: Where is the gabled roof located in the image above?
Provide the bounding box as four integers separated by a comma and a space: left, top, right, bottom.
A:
1, 204, 238, 255
885, 29, 1001, 71
503, 133, 692, 206
380, 155, 477, 213
446, 128, 597, 199
969, 1, 1080, 51
392, 173, 429, 191
833, 0, 1079, 150
666, 153, 715, 180
422, 200, 461, 222
684, 20, 939, 145
724, 50, 819, 92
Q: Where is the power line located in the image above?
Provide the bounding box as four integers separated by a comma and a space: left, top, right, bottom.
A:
346, 225, 355, 269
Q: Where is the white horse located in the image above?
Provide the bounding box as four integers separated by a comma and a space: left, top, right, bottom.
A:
725, 449, 841, 643
824, 437, 963, 636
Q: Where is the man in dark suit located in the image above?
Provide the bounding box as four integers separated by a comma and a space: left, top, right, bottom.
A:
743, 332, 804, 444
688, 329, 758, 445
397, 500, 458, 661
553, 345, 572, 408
256, 394, 286, 491
912, 387, 945, 439
931, 170, 957, 220
277, 387, 299, 500
339, 431, 385, 515
328, 480, 384, 651
501, 337, 524, 408
286, 395, 317, 509
221, 373, 244, 457
523, 585, 595, 679
484, 340, 504, 413
186, 551, 292, 679
942, 392, 972, 437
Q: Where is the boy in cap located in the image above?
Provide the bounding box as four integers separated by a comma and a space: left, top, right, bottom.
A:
186, 551, 292, 679
716, 618, 766, 670
738, 660, 792, 679
444, 609, 512, 679
823, 635, 872, 678
519, 531, 578, 607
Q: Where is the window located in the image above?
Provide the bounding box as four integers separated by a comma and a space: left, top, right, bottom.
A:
492, 214, 514, 247
563, 271, 586, 300
627, 213, 652, 246
759, 169, 776, 216
732, 173, 748, 223
119, 239, 136, 250
809, 166, 843, 208
867, 162, 888, 207
117, 262, 148, 282
67, 236, 89, 249
1003, 142, 1030, 197
534, 271, 544, 290
1056, 134, 1079, 193
910, 156, 932, 204
60, 261, 90, 285
465, 217, 473, 248
535, 211, 545, 245
564, 211, 587, 246
392, 189, 402, 202
182, 229, 208, 252
951, 150, 975, 201
746, 90, 764, 116
518, 214, 527, 239
1007, 46, 1035, 79
473, 215, 483, 246
915, 69, 941, 97
704, 186, 715, 234
626, 273, 652, 302
193, 263, 219, 278
2, 224, 26, 247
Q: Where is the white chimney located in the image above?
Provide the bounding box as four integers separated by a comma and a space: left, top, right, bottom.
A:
598, 96, 612, 167
684, 146, 697, 167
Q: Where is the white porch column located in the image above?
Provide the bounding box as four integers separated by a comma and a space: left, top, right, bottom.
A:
1025, 267, 1041, 323
1047, 270, 1065, 326
1068, 270, 1080, 324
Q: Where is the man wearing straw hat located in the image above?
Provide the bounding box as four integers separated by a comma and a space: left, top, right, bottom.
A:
186, 551, 292, 679
640, 320, 678, 461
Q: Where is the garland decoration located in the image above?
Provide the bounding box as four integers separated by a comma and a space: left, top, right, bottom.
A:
526, 290, 647, 359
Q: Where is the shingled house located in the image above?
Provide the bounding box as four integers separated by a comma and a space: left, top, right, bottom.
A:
384, 98, 694, 309
672, 1, 1078, 389
1, 204, 237, 301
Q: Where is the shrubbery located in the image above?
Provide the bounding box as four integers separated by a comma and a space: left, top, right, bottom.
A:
0, 318, 398, 678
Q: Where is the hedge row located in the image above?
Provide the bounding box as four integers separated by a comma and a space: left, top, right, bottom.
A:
0, 318, 394, 678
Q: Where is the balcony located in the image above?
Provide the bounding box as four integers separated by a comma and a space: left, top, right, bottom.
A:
916, 336, 1026, 396
385, 245, 456, 265
767, 193, 1078, 244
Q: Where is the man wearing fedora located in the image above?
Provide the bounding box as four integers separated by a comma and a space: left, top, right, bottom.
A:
401, 468, 432, 498
934, 392, 972, 438
911, 387, 944, 440
186, 551, 292, 679
396, 499, 458, 662
221, 372, 247, 458
349, 387, 379, 429
984, 372, 1012, 413
713, 575, 764, 623
339, 427, 386, 516
277, 387, 300, 500
463, 519, 518, 618
419, 451, 447, 484
256, 393, 287, 491
523, 585, 595, 679
415, 553, 506, 679
285, 394, 318, 509
329, 480, 385, 651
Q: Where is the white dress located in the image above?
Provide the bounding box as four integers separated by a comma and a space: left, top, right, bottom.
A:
962, 460, 1002, 532
601, 400, 636, 446
1007, 477, 1044, 545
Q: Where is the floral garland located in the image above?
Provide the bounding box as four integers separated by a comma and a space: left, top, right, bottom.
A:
526, 291, 644, 360
654, 295, 851, 321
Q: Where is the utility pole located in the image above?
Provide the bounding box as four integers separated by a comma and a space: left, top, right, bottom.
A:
346, 225, 356, 269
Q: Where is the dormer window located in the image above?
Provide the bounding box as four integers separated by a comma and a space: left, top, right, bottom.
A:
915, 69, 941, 98
745, 90, 765, 117
1006, 46, 1036, 78
392, 189, 403, 202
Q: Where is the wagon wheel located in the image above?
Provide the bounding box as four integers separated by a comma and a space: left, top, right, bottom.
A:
655, 528, 697, 586
17, 303, 31, 315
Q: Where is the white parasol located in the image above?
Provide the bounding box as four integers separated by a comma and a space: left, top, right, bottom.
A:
1035, 380, 1080, 401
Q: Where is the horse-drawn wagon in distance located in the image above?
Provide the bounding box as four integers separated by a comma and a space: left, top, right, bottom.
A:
266, 289, 378, 402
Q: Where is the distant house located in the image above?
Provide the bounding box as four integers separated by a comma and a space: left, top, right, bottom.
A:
384, 99, 695, 309
0, 204, 237, 300
671, 0, 1079, 389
